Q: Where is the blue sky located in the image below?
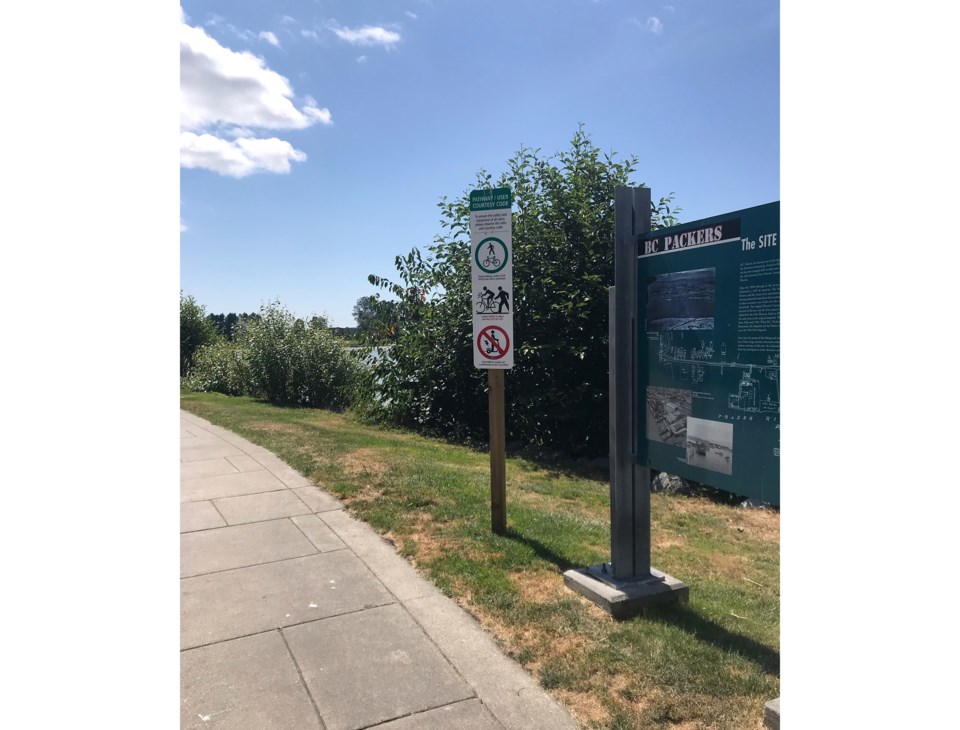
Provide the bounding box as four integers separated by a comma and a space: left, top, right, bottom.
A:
9, 6, 960, 722
180, 1, 779, 326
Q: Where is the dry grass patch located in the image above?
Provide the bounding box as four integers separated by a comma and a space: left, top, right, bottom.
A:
336, 480, 385, 508
705, 551, 749, 581
725, 508, 779, 542
341, 447, 391, 477
386, 513, 451, 567
652, 534, 688, 551
511, 570, 568, 604
249, 421, 301, 434
512, 488, 609, 524
555, 688, 617, 729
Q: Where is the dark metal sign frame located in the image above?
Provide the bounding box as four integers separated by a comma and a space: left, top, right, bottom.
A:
609, 188, 780, 581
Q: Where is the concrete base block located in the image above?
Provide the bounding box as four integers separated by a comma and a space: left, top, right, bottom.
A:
563, 564, 689, 619
763, 697, 780, 730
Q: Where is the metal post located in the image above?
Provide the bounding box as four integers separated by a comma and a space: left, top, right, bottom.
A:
612, 186, 651, 579
489, 369, 506, 534
562, 186, 689, 614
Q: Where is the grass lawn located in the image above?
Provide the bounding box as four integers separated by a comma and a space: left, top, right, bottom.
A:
181, 392, 779, 729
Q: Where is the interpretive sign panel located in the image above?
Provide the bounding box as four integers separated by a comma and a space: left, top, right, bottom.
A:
636, 202, 779, 504
470, 188, 514, 369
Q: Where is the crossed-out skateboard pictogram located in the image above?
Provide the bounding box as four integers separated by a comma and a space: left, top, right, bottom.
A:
477, 325, 510, 360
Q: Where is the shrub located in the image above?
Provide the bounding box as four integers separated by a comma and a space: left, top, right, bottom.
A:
180, 292, 219, 376
184, 338, 250, 396
238, 301, 359, 408
363, 128, 680, 455
183, 299, 360, 409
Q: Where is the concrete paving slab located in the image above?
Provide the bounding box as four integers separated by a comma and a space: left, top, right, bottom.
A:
226, 454, 266, 473
375, 699, 503, 730
283, 604, 474, 730
764, 697, 780, 729
179, 410, 580, 730
291, 514, 346, 553
181, 501, 227, 533
320, 510, 442, 603
181, 519, 318, 578
181, 441, 245, 463
293, 485, 342, 513
181, 552, 395, 650
180, 429, 230, 444
181, 469, 288, 503
188, 421, 275, 460
257, 457, 314, 488
405, 594, 579, 730
181, 631, 321, 730
213, 490, 312, 525
181, 457, 239, 481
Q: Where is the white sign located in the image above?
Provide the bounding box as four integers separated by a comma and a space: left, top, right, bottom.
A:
470, 188, 513, 369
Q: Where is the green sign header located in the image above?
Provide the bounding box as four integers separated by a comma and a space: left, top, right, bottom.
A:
470, 187, 512, 211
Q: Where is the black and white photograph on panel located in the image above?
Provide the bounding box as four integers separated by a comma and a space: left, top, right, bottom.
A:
645, 267, 716, 332
646, 386, 692, 446
685, 417, 733, 474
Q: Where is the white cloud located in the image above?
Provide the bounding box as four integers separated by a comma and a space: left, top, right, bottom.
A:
180, 15, 330, 176
180, 219, 188, 232
301, 28, 319, 40
280, 15, 297, 25
330, 24, 401, 48
180, 132, 307, 178
303, 97, 333, 124
405, 11, 418, 20
646, 17, 663, 34
181, 22, 324, 131
259, 31, 280, 47
232, 25, 257, 42
357, 55, 368, 64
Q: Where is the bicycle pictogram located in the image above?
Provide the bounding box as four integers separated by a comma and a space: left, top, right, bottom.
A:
474, 237, 508, 274
475, 286, 511, 314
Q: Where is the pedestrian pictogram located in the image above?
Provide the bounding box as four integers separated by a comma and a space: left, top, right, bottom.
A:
475, 286, 510, 314
470, 187, 513, 535
471, 186, 514, 370
475, 237, 508, 274
477, 325, 510, 360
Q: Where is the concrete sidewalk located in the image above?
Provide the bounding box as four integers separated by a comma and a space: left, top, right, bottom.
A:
180, 411, 580, 730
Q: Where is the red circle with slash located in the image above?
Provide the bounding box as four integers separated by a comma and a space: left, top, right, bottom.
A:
477, 325, 510, 360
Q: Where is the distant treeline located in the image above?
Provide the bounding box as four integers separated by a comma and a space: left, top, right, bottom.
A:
206, 313, 261, 340
206, 312, 357, 341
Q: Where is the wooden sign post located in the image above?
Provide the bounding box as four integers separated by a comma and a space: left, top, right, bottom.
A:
469, 187, 513, 535
488, 369, 506, 534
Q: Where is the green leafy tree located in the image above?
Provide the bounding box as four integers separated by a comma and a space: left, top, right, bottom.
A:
352, 295, 380, 337
180, 293, 219, 376
362, 127, 680, 455
353, 295, 401, 343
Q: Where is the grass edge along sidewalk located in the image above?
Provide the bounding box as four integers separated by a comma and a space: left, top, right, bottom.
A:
180, 392, 779, 730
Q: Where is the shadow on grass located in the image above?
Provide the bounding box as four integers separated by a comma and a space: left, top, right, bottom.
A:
248, 399, 353, 415
503, 529, 578, 572
501, 527, 778, 675
639, 604, 780, 676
